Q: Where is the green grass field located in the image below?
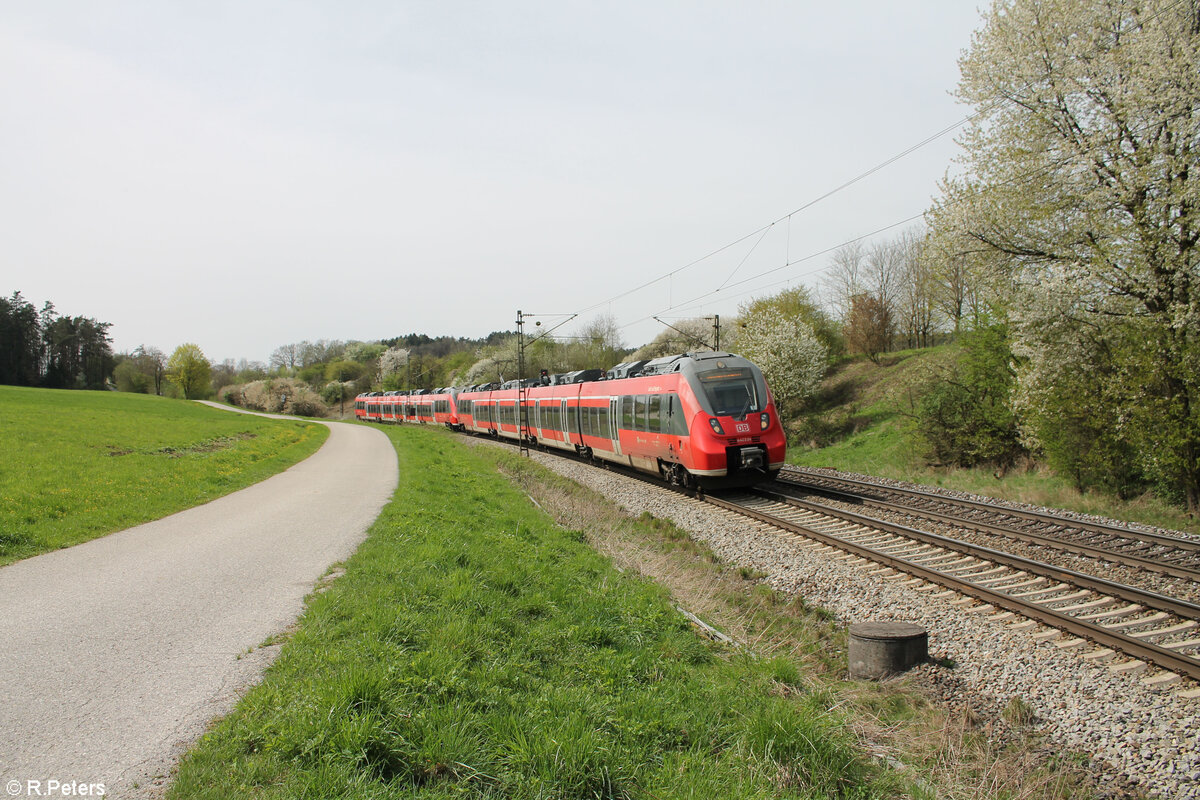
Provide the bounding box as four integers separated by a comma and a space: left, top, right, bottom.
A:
167, 424, 900, 800
0, 386, 328, 564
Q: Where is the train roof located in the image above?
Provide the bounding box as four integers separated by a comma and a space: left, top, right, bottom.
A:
448, 351, 753, 395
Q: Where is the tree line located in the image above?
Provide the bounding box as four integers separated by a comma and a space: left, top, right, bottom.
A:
705, 0, 1199, 514
0, 292, 115, 390
784, 0, 1199, 513
922, 0, 1200, 511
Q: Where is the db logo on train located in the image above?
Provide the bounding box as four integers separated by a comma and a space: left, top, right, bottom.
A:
735, 423, 751, 434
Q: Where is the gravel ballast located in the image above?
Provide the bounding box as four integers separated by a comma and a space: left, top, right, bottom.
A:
519, 450, 1200, 800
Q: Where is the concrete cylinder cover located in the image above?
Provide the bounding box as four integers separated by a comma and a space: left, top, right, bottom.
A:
848, 621, 928, 680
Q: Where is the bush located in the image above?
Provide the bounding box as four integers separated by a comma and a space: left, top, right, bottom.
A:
218, 384, 245, 407
222, 378, 328, 418
113, 360, 151, 393
913, 326, 1024, 468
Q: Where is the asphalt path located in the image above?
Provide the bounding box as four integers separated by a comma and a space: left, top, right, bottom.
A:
0, 405, 398, 798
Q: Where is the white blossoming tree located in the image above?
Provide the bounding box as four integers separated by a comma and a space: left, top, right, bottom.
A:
928, 0, 1200, 509
377, 346, 409, 389
734, 305, 828, 415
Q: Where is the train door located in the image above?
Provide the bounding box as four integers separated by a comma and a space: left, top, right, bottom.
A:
609, 397, 620, 456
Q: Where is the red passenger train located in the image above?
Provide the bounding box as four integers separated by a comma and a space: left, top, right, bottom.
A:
356, 351, 786, 489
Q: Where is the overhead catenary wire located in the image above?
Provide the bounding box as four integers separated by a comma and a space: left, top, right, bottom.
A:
571, 111, 981, 319
573, 0, 1196, 337
617, 212, 926, 333
622, 100, 1197, 331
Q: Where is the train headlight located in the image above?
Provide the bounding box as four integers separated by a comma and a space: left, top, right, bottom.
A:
760, 412, 770, 430
708, 418, 725, 435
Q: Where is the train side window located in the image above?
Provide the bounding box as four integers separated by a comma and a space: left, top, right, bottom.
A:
620, 396, 633, 429
633, 395, 647, 431
648, 395, 661, 433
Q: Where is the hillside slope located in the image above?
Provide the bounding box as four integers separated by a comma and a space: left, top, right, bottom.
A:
785, 349, 1200, 536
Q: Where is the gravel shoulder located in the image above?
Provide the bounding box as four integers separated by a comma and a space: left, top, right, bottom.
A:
0, 410, 397, 798
520, 448, 1200, 800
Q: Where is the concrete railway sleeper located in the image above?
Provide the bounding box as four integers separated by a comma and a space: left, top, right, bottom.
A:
778, 467, 1200, 580
715, 490, 1200, 687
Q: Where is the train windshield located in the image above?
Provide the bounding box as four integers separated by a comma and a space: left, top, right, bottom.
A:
697, 367, 760, 417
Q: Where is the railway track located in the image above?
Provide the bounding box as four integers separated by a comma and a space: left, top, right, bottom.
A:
708, 488, 1200, 686
474, 435, 1200, 797
779, 466, 1200, 581
446, 430, 1200, 689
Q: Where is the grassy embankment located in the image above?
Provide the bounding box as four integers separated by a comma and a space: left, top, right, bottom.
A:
788, 349, 1199, 536
168, 424, 1104, 800
167, 423, 898, 799
0, 386, 328, 565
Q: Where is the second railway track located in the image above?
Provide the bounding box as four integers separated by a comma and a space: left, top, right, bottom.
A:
709, 488, 1200, 686
471, 432, 1200, 691
495, 437, 1200, 800
780, 466, 1200, 582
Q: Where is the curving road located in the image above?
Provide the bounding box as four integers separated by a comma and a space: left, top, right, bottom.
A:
0, 407, 397, 798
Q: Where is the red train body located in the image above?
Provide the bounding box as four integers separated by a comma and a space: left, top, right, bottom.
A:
356, 351, 785, 489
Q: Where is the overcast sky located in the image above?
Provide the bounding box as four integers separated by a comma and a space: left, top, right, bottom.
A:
1, 1, 985, 365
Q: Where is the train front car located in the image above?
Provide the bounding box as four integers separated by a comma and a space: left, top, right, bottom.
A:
676, 351, 786, 488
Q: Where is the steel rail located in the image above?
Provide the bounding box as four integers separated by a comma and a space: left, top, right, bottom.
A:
782, 468, 1200, 558
755, 489, 1200, 621
782, 467, 1200, 553
771, 477, 1200, 582
706, 492, 1200, 682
